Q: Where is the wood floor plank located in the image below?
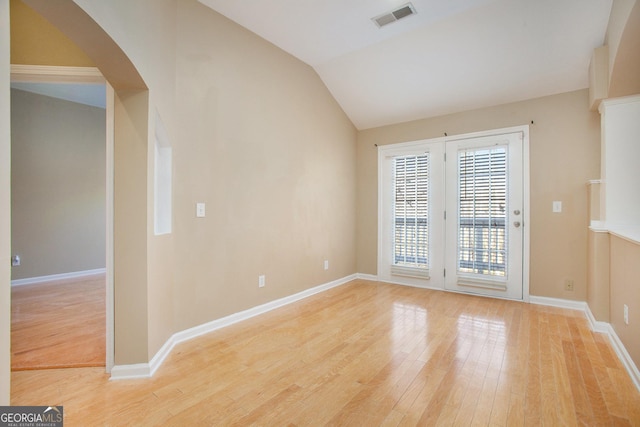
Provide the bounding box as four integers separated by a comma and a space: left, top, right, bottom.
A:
524, 310, 542, 423
10, 280, 640, 425
506, 391, 526, 427
11, 274, 106, 370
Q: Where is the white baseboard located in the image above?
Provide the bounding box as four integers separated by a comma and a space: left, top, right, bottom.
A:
110, 274, 356, 380
109, 363, 151, 380
533, 295, 640, 392
11, 268, 106, 286
529, 295, 587, 311
605, 323, 640, 391
584, 304, 610, 334
110, 278, 640, 392
355, 273, 378, 281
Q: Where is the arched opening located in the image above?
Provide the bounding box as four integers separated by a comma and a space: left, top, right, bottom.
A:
1, 0, 153, 401
22, 0, 152, 367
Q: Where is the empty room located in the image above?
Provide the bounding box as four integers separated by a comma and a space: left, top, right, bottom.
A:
1, 0, 639, 425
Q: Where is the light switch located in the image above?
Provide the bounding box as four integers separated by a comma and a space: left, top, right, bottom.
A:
196, 202, 206, 218
552, 201, 562, 213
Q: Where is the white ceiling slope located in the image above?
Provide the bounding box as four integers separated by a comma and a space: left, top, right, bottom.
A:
199, 0, 612, 130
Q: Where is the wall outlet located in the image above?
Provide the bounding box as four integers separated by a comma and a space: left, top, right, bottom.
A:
196, 202, 206, 218
624, 304, 629, 325
324, 260, 329, 270
11, 255, 20, 267
258, 275, 265, 288
564, 279, 574, 291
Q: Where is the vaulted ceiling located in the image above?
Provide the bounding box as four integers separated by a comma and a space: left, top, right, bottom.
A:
199, 0, 612, 129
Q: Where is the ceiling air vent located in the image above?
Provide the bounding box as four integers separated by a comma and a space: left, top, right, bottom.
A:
372, 3, 417, 28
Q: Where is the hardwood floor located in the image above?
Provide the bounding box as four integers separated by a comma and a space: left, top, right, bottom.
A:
11, 280, 640, 425
11, 274, 106, 370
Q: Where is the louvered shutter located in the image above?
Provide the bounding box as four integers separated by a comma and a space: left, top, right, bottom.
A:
392, 154, 430, 278
457, 147, 507, 277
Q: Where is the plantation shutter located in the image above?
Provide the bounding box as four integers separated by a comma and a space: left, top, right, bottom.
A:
392, 154, 430, 278
457, 147, 508, 279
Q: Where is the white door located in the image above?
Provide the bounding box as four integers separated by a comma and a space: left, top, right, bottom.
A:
378, 127, 527, 300
444, 132, 524, 300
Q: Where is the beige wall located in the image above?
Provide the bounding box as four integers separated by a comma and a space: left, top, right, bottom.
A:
18, 0, 357, 364
70, 0, 178, 362
171, 1, 357, 331
587, 229, 610, 321
112, 89, 150, 364
9, 0, 93, 66
11, 89, 105, 280
610, 235, 640, 368
1, 0, 11, 406
357, 89, 600, 300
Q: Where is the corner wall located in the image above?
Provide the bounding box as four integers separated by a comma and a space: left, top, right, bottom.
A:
0, 0, 11, 406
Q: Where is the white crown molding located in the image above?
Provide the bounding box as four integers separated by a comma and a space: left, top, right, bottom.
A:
10, 64, 104, 83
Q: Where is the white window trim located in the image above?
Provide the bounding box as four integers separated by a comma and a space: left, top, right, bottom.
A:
378, 138, 445, 289
377, 125, 530, 302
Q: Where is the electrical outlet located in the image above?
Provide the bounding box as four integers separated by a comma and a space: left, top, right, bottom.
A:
324, 260, 329, 270
11, 255, 20, 267
564, 279, 574, 291
624, 304, 629, 325
258, 275, 265, 288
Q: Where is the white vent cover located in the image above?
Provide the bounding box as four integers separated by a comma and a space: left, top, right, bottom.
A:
372, 3, 417, 28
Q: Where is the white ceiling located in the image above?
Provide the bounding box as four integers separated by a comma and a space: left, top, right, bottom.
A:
199, 0, 612, 130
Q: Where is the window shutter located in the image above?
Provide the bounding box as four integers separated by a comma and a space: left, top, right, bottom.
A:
392, 154, 430, 278
457, 147, 507, 278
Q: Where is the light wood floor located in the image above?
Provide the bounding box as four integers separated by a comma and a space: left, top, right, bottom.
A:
11, 274, 106, 370
11, 280, 640, 425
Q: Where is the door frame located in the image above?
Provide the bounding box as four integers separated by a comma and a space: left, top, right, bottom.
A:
10, 64, 115, 371
377, 125, 530, 301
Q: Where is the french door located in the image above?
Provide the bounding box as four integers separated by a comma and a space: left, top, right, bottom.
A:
378, 127, 528, 300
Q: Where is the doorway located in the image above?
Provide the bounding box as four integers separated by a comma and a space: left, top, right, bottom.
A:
378, 126, 529, 300
10, 65, 114, 371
